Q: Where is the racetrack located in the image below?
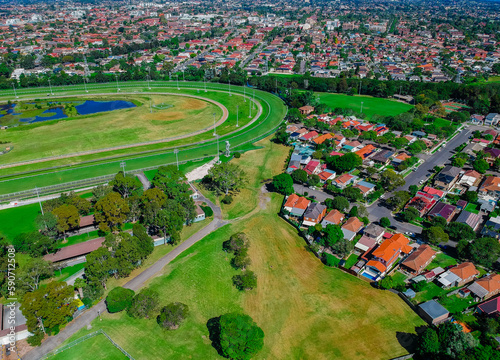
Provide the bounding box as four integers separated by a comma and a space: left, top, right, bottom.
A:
0, 81, 287, 196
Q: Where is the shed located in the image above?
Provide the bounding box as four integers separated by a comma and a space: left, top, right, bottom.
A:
418, 300, 449, 325
403, 288, 416, 299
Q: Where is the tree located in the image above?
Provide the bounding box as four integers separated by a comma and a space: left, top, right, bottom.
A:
463, 191, 478, 203
92, 184, 113, 203
18, 258, 53, 293
466, 237, 500, 268
206, 163, 245, 195
85, 247, 117, 289
432, 216, 447, 228
331, 238, 354, 257
380, 169, 405, 191
378, 276, 394, 290
12, 232, 56, 257
409, 185, 419, 196
231, 248, 251, 270
407, 140, 427, 154
424, 226, 449, 245
326, 153, 362, 173
473, 158, 489, 174
446, 222, 475, 241
232, 271, 257, 291
36, 213, 58, 238
132, 223, 154, 259
106, 287, 135, 313
52, 204, 80, 238
272, 173, 294, 195
157, 302, 189, 330
94, 192, 130, 232
291, 169, 308, 184
21, 281, 78, 335
452, 157, 466, 168
127, 288, 160, 319
417, 328, 440, 356
218, 313, 264, 360
343, 187, 363, 202
223, 233, 249, 254
380, 217, 391, 228
307, 174, 321, 187
386, 191, 411, 211
110, 171, 142, 198
402, 207, 419, 223
331, 196, 350, 212
322, 224, 343, 247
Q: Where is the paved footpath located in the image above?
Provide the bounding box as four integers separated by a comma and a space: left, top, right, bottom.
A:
23, 193, 226, 360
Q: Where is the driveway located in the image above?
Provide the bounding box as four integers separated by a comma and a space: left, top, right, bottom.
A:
23, 192, 225, 360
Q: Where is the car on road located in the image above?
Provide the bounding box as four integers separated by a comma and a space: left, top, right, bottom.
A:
419, 180, 425, 185
380, 194, 385, 199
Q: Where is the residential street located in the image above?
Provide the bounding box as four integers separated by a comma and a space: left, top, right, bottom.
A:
23, 193, 226, 360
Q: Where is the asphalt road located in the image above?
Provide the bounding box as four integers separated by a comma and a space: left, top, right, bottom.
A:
24, 192, 226, 360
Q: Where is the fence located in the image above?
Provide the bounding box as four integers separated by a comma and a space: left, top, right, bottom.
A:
40, 329, 134, 360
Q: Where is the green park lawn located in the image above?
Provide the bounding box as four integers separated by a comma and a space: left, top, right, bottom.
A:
426, 252, 458, 270
345, 254, 360, 269
47, 333, 127, 360
316, 93, 413, 119
0, 203, 39, 241
59, 138, 424, 360
52, 262, 86, 282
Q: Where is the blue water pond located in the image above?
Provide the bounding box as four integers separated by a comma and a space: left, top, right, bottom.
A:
76, 100, 136, 115
20, 107, 68, 123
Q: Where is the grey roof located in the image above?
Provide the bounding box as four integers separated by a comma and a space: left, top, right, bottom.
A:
455, 211, 482, 229
363, 223, 385, 238
419, 300, 449, 319
342, 228, 356, 241
437, 271, 461, 287
303, 203, 326, 219
436, 165, 461, 184
468, 282, 489, 298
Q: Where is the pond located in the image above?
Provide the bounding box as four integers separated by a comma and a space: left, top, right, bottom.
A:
20, 107, 68, 123
0, 104, 21, 118
76, 100, 136, 115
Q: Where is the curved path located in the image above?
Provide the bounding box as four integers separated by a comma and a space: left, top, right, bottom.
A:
0, 92, 234, 170
25, 190, 227, 360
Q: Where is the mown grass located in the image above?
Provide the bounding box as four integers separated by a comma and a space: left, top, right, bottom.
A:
317, 93, 413, 119
47, 333, 127, 360
58, 138, 424, 360
52, 262, 86, 282
0, 203, 39, 241
426, 252, 457, 270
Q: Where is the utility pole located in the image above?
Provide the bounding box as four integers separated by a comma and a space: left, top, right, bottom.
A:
182, 69, 185, 81
48, 79, 53, 96
359, 81, 361, 95
236, 105, 239, 127
84, 77, 88, 93
177, 74, 180, 90
174, 148, 179, 170
213, 112, 217, 136
360, 101, 364, 114
12, 83, 18, 98
147, 74, 151, 90
35, 187, 44, 215
120, 161, 126, 174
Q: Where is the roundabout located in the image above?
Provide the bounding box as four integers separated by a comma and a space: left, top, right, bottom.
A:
0, 81, 287, 197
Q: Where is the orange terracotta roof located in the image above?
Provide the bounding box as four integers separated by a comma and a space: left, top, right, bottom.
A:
449, 262, 479, 280
366, 260, 386, 273
475, 274, 500, 293
294, 197, 311, 210
342, 217, 363, 232
355, 144, 376, 159
372, 233, 411, 262
401, 244, 435, 272
313, 133, 333, 145
323, 209, 344, 225
284, 193, 299, 208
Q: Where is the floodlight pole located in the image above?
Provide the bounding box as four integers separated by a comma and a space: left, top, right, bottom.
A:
115, 74, 119, 92
174, 148, 179, 170
360, 101, 364, 114
182, 70, 185, 81
228, 78, 231, 96
216, 135, 220, 163
243, 85, 246, 102
213, 112, 217, 136
204, 76, 207, 92
48, 79, 53, 96
248, 98, 252, 118
35, 187, 44, 215
120, 161, 126, 174
177, 74, 180, 90
236, 105, 239, 127
12, 83, 18, 98
84, 77, 88, 93
147, 74, 151, 90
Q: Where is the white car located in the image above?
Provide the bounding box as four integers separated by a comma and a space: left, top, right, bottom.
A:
419, 180, 425, 185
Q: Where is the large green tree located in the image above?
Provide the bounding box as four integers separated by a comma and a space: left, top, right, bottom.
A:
110, 171, 142, 198
17, 258, 53, 293
380, 169, 405, 191
52, 204, 80, 238
272, 173, 294, 195
94, 192, 130, 232
206, 163, 246, 195
127, 288, 160, 319
322, 224, 343, 247
157, 302, 189, 330
106, 287, 135, 313
327, 152, 362, 173
85, 247, 117, 289
218, 313, 265, 360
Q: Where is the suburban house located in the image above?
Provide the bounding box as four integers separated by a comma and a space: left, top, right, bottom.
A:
392, 152, 411, 167
298, 105, 315, 115
418, 300, 449, 325
470, 114, 485, 124
406, 191, 440, 216
463, 142, 487, 160
363, 233, 412, 280
460, 170, 481, 187
479, 176, 500, 199
341, 217, 363, 241
427, 202, 458, 223
400, 244, 436, 275
283, 194, 311, 217
434, 165, 461, 191
299, 131, 319, 142
321, 209, 345, 227
481, 215, 500, 238
313, 133, 333, 145
334, 173, 358, 188
355, 144, 377, 160
437, 262, 479, 288
371, 149, 394, 165
362, 223, 385, 242
484, 148, 500, 165
317, 169, 336, 183
484, 113, 500, 126
477, 297, 500, 316
355, 235, 378, 254
194, 202, 206, 222
353, 180, 376, 197
455, 210, 482, 231
468, 274, 500, 301
304, 160, 324, 175
302, 203, 327, 226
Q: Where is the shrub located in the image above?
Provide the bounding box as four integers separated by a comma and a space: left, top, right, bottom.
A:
106, 287, 135, 313
221, 195, 233, 204
127, 288, 160, 319
324, 253, 340, 267
201, 205, 213, 217
157, 302, 189, 330
232, 271, 257, 291
234, 152, 241, 158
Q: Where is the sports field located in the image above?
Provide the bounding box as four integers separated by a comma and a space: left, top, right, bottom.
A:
0, 82, 286, 196
58, 138, 424, 360
0, 94, 223, 163
47, 333, 127, 360
317, 93, 413, 119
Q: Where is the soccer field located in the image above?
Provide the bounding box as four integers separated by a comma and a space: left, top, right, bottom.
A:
317, 92, 413, 119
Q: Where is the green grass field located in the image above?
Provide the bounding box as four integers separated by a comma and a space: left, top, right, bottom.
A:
0, 203, 39, 240
58, 138, 424, 360
0, 82, 287, 195
47, 333, 127, 360
317, 93, 413, 119
426, 252, 457, 270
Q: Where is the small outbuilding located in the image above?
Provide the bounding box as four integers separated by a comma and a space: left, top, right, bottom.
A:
418, 300, 449, 325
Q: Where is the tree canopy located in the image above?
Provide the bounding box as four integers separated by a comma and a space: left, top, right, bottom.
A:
206, 163, 246, 195
218, 313, 265, 360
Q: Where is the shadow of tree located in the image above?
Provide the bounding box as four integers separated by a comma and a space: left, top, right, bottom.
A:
396, 325, 428, 356
206, 316, 225, 358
